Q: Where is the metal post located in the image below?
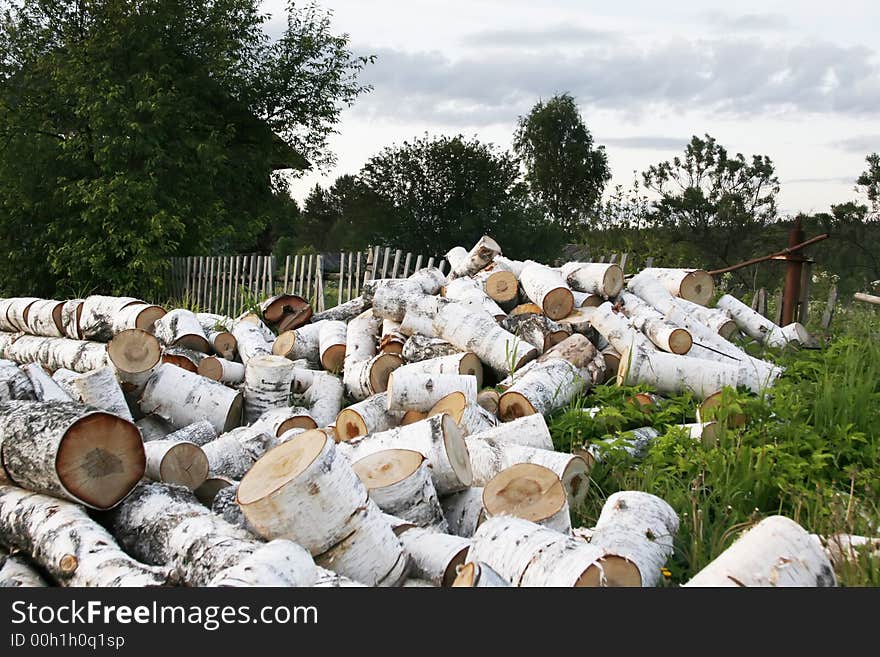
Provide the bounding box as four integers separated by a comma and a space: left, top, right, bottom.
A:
781, 218, 805, 326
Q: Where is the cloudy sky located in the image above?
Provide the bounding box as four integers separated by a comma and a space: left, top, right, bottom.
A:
264, 0, 880, 215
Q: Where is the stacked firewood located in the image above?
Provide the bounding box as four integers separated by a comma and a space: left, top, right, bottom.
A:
0, 239, 839, 588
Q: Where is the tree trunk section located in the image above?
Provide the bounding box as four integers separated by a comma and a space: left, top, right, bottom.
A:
231, 320, 274, 366
201, 426, 273, 479
441, 488, 485, 538
71, 366, 133, 421
0, 553, 48, 587
559, 262, 624, 298
318, 320, 347, 371
387, 371, 478, 412
243, 354, 295, 424
107, 329, 162, 399
401, 335, 461, 362
641, 268, 715, 305
4, 335, 109, 373
198, 355, 245, 384
397, 525, 470, 586
79, 295, 141, 342
619, 291, 692, 354
272, 322, 324, 367
253, 406, 317, 438
335, 392, 401, 440
304, 371, 344, 428
499, 359, 586, 420
520, 265, 574, 320
343, 353, 403, 401
143, 440, 209, 490
449, 236, 501, 278
59, 299, 84, 340
21, 363, 72, 402
23, 299, 65, 338
310, 296, 369, 323
618, 345, 741, 400
483, 463, 571, 533
110, 303, 166, 336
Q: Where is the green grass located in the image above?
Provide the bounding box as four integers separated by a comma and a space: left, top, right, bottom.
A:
550, 304, 880, 586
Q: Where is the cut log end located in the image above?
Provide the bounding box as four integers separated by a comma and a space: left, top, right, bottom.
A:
442, 546, 470, 587
429, 391, 467, 424
541, 288, 574, 321
668, 328, 693, 355
236, 429, 326, 506
352, 448, 424, 490
107, 329, 161, 374
484, 271, 519, 304
162, 353, 198, 373
603, 266, 625, 298
335, 409, 369, 441
197, 357, 223, 381
452, 561, 477, 587
440, 413, 473, 488
135, 306, 167, 332
224, 393, 244, 432
401, 410, 427, 426
578, 556, 641, 587
272, 331, 296, 358
510, 303, 543, 316
277, 415, 318, 435
483, 463, 567, 525
369, 353, 405, 393
193, 476, 236, 506
158, 442, 209, 489
320, 344, 346, 372
681, 271, 715, 306
497, 391, 538, 421
55, 412, 146, 510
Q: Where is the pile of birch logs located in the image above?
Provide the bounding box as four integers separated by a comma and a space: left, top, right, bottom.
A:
0, 239, 836, 588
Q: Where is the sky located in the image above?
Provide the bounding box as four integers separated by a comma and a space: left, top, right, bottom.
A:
262, 0, 880, 215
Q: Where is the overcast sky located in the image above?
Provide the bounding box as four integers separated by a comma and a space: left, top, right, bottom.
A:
264, 0, 880, 215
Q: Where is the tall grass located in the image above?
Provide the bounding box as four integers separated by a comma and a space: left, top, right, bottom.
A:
550, 305, 880, 585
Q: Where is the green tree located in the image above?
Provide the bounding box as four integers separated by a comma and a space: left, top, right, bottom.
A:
513, 93, 611, 237
359, 134, 562, 260
856, 152, 880, 214
642, 134, 779, 277
0, 0, 371, 298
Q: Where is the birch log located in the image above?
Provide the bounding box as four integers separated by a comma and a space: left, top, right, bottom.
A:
23, 299, 64, 337
4, 335, 109, 373
396, 352, 483, 389
336, 414, 473, 495
408, 267, 447, 295
584, 302, 655, 355
429, 394, 499, 435
198, 356, 245, 384
674, 298, 738, 339
352, 449, 448, 531
21, 363, 72, 402
0, 486, 171, 586
136, 415, 175, 442
715, 294, 789, 347
272, 322, 324, 366
451, 561, 510, 587
231, 321, 274, 366
163, 420, 218, 446
401, 335, 462, 362
0, 553, 48, 587
253, 407, 317, 437
260, 295, 313, 332
618, 345, 741, 400
449, 236, 501, 278
344, 309, 380, 366
483, 464, 571, 533
445, 247, 468, 278
106, 482, 316, 587
379, 318, 406, 355
310, 296, 369, 324
107, 329, 162, 398
318, 321, 347, 371
499, 359, 586, 420
520, 264, 575, 320
138, 363, 243, 433
60, 299, 84, 340
243, 355, 295, 424
237, 432, 407, 586
369, 280, 426, 322
143, 440, 209, 489
71, 366, 133, 421
474, 267, 520, 307
501, 313, 570, 354
386, 371, 478, 412
343, 353, 403, 401
684, 516, 836, 587
0, 401, 144, 509
397, 525, 470, 586
109, 303, 166, 336
441, 488, 485, 538
201, 427, 273, 479
477, 389, 500, 414
619, 291, 692, 354
468, 517, 636, 587
0, 299, 19, 332
559, 262, 624, 298
78, 295, 141, 341
433, 302, 537, 375
335, 393, 401, 440
588, 491, 679, 587
641, 268, 715, 306
465, 437, 590, 508
0, 359, 35, 400
5, 298, 39, 333
304, 372, 344, 428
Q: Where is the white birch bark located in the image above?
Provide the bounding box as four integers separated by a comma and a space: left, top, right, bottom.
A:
21, 363, 72, 402
640, 267, 715, 305
135, 415, 175, 442
79, 295, 141, 342
588, 491, 679, 587
674, 298, 738, 339
465, 437, 591, 508
379, 318, 406, 354
483, 463, 571, 533
399, 308, 440, 339
4, 335, 109, 373
335, 392, 401, 440
343, 353, 403, 401
715, 294, 789, 347
143, 440, 209, 490
208, 539, 318, 587
395, 353, 483, 392
501, 313, 570, 354
343, 309, 380, 368
369, 280, 427, 322
23, 299, 64, 337
520, 264, 575, 320
468, 414, 553, 451
684, 516, 836, 587
441, 488, 485, 538
0, 400, 144, 510
318, 320, 347, 371
0, 485, 171, 586
336, 414, 473, 495
253, 406, 316, 438
619, 291, 693, 354
618, 345, 741, 400
456, 403, 499, 435
163, 420, 217, 446
397, 525, 470, 586
401, 335, 462, 362
352, 449, 448, 531
109, 303, 166, 336
107, 329, 162, 398
498, 359, 586, 420
304, 371, 344, 428
559, 262, 625, 298
444, 246, 468, 278
198, 355, 245, 384
386, 371, 478, 412
71, 365, 133, 421
138, 363, 243, 433
584, 302, 655, 355
0, 553, 48, 587
60, 299, 84, 340
50, 368, 79, 399
449, 236, 501, 278
201, 426, 273, 479
311, 567, 368, 587
310, 296, 369, 324
451, 561, 510, 587
153, 309, 211, 353
272, 321, 324, 366
243, 354, 295, 424
5, 298, 39, 333
408, 267, 447, 295
231, 320, 274, 366
433, 302, 537, 375
473, 267, 520, 306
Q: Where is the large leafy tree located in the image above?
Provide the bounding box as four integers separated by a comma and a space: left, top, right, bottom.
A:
642, 134, 779, 274
0, 0, 371, 298
358, 134, 563, 260
856, 152, 880, 214
513, 93, 611, 237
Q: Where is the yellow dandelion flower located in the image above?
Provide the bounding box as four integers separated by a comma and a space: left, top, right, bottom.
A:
660, 568, 672, 578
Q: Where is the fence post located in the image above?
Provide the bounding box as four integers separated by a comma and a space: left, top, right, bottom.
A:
821, 285, 838, 331
402, 252, 412, 278
391, 249, 402, 278
798, 261, 813, 324
354, 252, 362, 297
619, 253, 629, 273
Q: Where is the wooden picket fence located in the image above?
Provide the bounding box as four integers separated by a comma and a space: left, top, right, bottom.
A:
168, 254, 277, 317
332, 246, 446, 305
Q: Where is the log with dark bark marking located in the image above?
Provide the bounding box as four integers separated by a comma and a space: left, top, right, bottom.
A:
386, 371, 478, 413
139, 363, 243, 433
499, 359, 588, 421
401, 335, 462, 363
153, 309, 211, 354
136, 415, 175, 442
310, 296, 370, 324
238, 431, 408, 586
558, 262, 624, 298
3, 335, 109, 373
162, 420, 218, 447
21, 363, 72, 402
4, 298, 40, 333
441, 488, 485, 538
0, 359, 35, 401
193, 475, 236, 507
105, 482, 317, 587
0, 485, 172, 587
0, 401, 145, 510
501, 313, 570, 354
23, 299, 65, 338
243, 355, 296, 424
0, 553, 48, 587
260, 295, 313, 332
202, 426, 274, 480
396, 525, 470, 587
109, 303, 166, 336
231, 320, 274, 366
71, 366, 133, 421
343, 353, 403, 401
161, 346, 208, 373
78, 295, 142, 342
211, 482, 251, 532
447, 236, 502, 278
395, 352, 483, 388
60, 299, 84, 340
107, 329, 162, 399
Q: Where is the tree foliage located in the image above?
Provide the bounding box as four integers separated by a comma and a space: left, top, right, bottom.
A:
0, 0, 371, 298
513, 93, 611, 238
856, 152, 880, 214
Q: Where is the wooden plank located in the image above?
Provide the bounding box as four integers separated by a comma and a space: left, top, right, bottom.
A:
619, 253, 629, 273
346, 251, 354, 303
391, 249, 402, 279
354, 252, 362, 298
373, 246, 381, 280
338, 252, 345, 306
774, 288, 784, 325
284, 255, 291, 295
597, 255, 605, 263
757, 288, 767, 318
608, 253, 618, 265
225, 256, 233, 316
380, 247, 391, 279
426, 256, 435, 269
316, 255, 325, 311
402, 252, 412, 278
414, 254, 423, 272
306, 254, 314, 303
363, 246, 373, 286
207, 257, 214, 313
821, 285, 838, 330
798, 261, 812, 324
644, 256, 654, 268
438, 260, 447, 276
